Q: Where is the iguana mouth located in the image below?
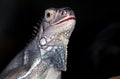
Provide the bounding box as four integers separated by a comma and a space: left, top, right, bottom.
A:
55, 16, 75, 25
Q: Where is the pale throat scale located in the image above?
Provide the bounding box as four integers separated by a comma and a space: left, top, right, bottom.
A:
0, 7, 76, 79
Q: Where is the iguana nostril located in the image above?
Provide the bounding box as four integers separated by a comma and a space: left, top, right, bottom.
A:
70, 10, 75, 15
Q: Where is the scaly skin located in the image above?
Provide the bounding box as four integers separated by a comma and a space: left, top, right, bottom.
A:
0, 7, 76, 79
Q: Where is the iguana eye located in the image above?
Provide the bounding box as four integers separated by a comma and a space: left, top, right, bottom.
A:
47, 12, 51, 18
45, 10, 55, 22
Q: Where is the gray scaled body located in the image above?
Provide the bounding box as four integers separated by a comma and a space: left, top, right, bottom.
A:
0, 7, 76, 79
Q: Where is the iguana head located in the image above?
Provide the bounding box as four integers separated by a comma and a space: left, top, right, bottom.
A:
39, 7, 76, 71
39, 7, 76, 46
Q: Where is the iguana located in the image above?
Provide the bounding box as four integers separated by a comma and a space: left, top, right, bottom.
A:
0, 7, 76, 79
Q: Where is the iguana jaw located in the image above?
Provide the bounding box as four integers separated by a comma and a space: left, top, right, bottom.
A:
52, 16, 75, 25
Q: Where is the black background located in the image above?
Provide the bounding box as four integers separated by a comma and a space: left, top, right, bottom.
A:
0, 0, 120, 79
